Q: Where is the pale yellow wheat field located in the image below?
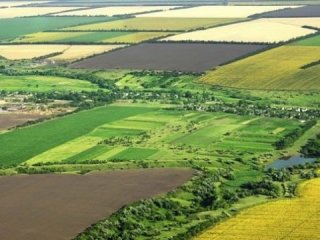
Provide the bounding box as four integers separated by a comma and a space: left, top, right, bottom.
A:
162, 19, 316, 43
0, 7, 82, 18
0, 45, 69, 60
137, 5, 300, 18
49, 45, 125, 61
0, 1, 49, 7
264, 17, 320, 28
195, 178, 320, 240
55, 6, 179, 16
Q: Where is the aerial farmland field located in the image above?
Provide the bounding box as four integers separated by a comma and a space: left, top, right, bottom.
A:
0, 169, 193, 240
54, 6, 179, 16
136, 5, 299, 18
0, 74, 99, 91
199, 45, 320, 90
0, 1, 49, 7
0, 16, 115, 41
0, 1, 320, 240
49, 45, 125, 61
0, 7, 83, 18
163, 18, 316, 43
16, 31, 172, 44
255, 5, 320, 17
63, 17, 243, 31
0, 44, 70, 59
70, 43, 267, 72
195, 178, 320, 240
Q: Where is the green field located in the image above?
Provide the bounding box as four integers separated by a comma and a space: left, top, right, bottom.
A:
0, 74, 98, 92
16, 31, 172, 43
0, 102, 300, 169
0, 16, 115, 41
293, 34, 320, 46
0, 105, 154, 167
200, 46, 320, 90
63, 17, 243, 31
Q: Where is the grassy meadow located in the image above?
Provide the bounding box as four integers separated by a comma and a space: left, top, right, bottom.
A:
0, 74, 99, 92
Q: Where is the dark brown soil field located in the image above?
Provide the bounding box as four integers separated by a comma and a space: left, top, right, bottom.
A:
70, 43, 267, 72
0, 168, 193, 240
0, 113, 44, 130
253, 6, 320, 17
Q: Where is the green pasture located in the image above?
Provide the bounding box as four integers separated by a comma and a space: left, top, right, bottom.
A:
0, 16, 114, 41
0, 74, 98, 92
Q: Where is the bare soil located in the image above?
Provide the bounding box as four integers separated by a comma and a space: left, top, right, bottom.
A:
0, 168, 193, 240
254, 6, 320, 17
70, 43, 267, 72
0, 113, 45, 130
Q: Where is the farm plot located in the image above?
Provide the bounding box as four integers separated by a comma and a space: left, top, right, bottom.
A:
199, 46, 320, 90
168, 115, 299, 154
0, 113, 46, 131
195, 178, 320, 240
49, 45, 125, 62
54, 6, 178, 17
262, 17, 320, 29
0, 7, 83, 18
0, 1, 49, 7
254, 5, 320, 17
16, 31, 171, 44
0, 74, 99, 92
0, 169, 193, 240
14, 31, 130, 43
293, 33, 320, 46
63, 17, 243, 31
70, 43, 267, 72
0, 44, 69, 60
0, 105, 155, 167
0, 16, 115, 41
162, 18, 316, 43
136, 6, 299, 18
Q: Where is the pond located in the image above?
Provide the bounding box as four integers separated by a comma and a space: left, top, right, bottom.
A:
267, 155, 316, 170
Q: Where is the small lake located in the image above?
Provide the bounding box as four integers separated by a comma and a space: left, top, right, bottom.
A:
267, 155, 316, 170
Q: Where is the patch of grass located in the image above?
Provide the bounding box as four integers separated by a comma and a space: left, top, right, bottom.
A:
110, 147, 158, 161
293, 34, 320, 46
0, 74, 98, 92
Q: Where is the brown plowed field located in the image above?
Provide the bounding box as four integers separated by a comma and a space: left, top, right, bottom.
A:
0, 113, 44, 130
0, 168, 193, 240
254, 6, 320, 18
70, 43, 267, 72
